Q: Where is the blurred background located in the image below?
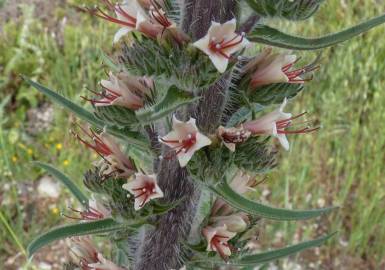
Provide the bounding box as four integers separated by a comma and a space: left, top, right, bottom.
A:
0, 0, 384, 269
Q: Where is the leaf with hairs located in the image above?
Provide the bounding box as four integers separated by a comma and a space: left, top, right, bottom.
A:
226, 104, 265, 127
249, 83, 304, 105
210, 179, 337, 220
136, 86, 199, 123
33, 162, 88, 207
94, 105, 139, 128
235, 233, 336, 265
28, 218, 145, 257
245, 0, 325, 21
248, 14, 385, 50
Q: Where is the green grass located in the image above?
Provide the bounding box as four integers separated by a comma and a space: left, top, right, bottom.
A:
1, 0, 385, 268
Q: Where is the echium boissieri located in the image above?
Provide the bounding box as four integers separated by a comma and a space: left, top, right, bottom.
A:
26, 1, 385, 269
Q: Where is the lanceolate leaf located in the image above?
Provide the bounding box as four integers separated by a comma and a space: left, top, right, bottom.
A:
249, 83, 304, 105
28, 218, 144, 257
94, 105, 138, 128
235, 233, 335, 265
136, 86, 198, 123
23, 77, 149, 150
226, 104, 265, 127
248, 14, 385, 50
210, 180, 336, 220
245, 0, 324, 21
190, 233, 336, 267
33, 162, 88, 207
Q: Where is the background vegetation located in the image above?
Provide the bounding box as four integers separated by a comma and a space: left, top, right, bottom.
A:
0, 0, 384, 269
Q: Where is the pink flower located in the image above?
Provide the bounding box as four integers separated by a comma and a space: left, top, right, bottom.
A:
202, 225, 236, 260
122, 173, 164, 210
88, 253, 126, 270
64, 195, 111, 221
69, 237, 125, 270
193, 19, 249, 73
243, 99, 318, 150
83, 72, 152, 111
159, 116, 212, 167
69, 236, 99, 265
217, 126, 251, 152
73, 128, 136, 178
210, 213, 249, 233
85, 0, 143, 43
247, 48, 318, 88
229, 171, 257, 195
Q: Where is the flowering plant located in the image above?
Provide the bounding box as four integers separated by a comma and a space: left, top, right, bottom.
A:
24, 0, 385, 269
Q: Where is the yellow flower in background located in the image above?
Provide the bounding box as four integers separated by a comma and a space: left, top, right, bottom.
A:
56, 143, 63, 150
63, 160, 70, 166
27, 148, 33, 155
11, 156, 18, 163
51, 207, 60, 215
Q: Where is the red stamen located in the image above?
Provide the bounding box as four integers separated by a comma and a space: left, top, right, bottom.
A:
159, 133, 197, 160
209, 34, 245, 59
149, 0, 172, 28
63, 206, 105, 221
281, 58, 319, 83
275, 112, 319, 135
85, 0, 137, 28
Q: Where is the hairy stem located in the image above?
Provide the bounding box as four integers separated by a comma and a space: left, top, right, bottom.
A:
133, 1, 237, 269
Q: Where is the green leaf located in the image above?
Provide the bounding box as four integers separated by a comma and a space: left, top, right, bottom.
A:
99, 50, 122, 73
226, 104, 265, 127
245, 0, 324, 21
210, 179, 336, 220
136, 86, 198, 123
23, 77, 149, 150
28, 218, 134, 257
191, 233, 336, 266
236, 233, 336, 266
249, 83, 304, 105
248, 14, 385, 50
121, 37, 219, 90
94, 105, 138, 128
33, 162, 88, 207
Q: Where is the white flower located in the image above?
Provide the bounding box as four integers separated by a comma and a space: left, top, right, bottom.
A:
230, 171, 257, 195
88, 253, 125, 270
246, 48, 297, 87
159, 116, 212, 167
112, 1, 144, 43
217, 126, 251, 152
122, 173, 164, 210
74, 128, 136, 178
97, 132, 137, 178
98, 72, 152, 110
246, 48, 316, 88
69, 236, 99, 264
243, 99, 292, 150
193, 19, 249, 73
202, 225, 236, 260
210, 213, 249, 233
88, 194, 111, 218
243, 99, 318, 150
